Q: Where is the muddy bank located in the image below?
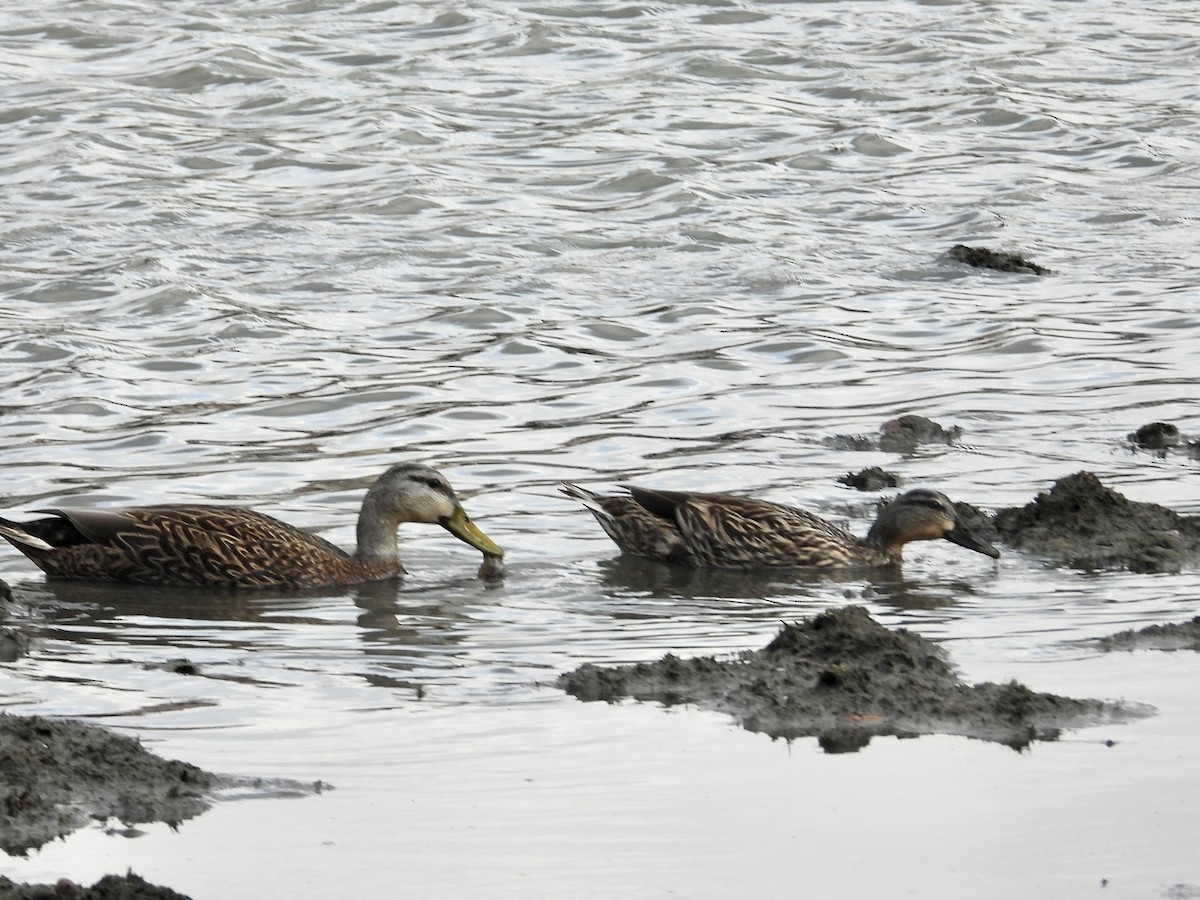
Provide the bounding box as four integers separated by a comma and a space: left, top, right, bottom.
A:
558, 606, 1136, 753
992, 472, 1200, 573
1097, 618, 1200, 652
0, 714, 221, 856
0, 873, 192, 900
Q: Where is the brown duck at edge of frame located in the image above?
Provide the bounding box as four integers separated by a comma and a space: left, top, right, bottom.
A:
0, 462, 503, 589
561, 483, 999, 569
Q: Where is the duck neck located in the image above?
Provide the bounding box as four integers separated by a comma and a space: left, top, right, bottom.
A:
355, 490, 400, 562
863, 522, 903, 564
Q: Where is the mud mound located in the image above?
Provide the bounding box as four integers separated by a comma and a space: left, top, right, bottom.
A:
558, 606, 1135, 753
1097, 617, 1200, 652
0, 873, 192, 899
0, 715, 221, 855
992, 472, 1200, 573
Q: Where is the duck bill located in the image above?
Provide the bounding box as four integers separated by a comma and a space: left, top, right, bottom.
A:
442, 506, 504, 558
944, 525, 1000, 559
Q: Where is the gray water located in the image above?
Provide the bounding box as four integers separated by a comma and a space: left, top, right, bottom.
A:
2, 0, 1199, 897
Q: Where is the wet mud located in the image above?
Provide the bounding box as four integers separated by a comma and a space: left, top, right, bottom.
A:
0, 714, 221, 856
558, 606, 1136, 753
0, 873, 192, 899
947, 243, 1050, 275
1097, 617, 1200, 652
991, 471, 1200, 573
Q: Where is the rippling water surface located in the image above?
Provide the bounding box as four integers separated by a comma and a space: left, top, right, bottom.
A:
2, 1, 1199, 897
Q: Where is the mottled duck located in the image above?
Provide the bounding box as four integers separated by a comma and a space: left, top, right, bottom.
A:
0, 463, 503, 588
561, 483, 998, 568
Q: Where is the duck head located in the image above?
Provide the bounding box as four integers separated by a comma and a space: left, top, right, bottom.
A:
866, 489, 999, 562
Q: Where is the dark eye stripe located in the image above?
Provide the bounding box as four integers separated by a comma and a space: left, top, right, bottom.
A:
407, 472, 450, 495
903, 491, 948, 513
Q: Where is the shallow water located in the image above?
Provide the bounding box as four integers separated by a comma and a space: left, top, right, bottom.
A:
2, 0, 1199, 896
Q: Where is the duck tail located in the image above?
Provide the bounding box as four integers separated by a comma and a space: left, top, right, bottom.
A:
561, 483, 639, 551
0, 521, 55, 552
560, 482, 611, 518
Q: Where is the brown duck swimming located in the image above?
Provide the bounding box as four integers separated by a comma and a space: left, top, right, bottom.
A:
0, 463, 503, 589
561, 483, 998, 568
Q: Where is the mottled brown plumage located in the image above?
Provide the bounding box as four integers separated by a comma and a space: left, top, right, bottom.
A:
562, 483, 998, 569
0, 463, 503, 589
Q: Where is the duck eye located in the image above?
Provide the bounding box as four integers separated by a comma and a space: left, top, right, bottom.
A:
425, 477, 443, 490
907, 494, 945, 512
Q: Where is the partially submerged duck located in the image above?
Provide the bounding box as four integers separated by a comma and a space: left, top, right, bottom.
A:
561, 483, 998, 568
0, 463, 503, 589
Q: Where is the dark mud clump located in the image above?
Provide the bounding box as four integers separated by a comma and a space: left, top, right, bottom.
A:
824, 433, 877, 452
0, 714, 222, 855
0, 873, 193, 899
827, 415, 962, 455
0, 628, 32, 663
992, 471, 1200, 573
838, 467, 900, 492
1128, 421, 1181, 451
558, 606, 1134, 753
1097, 617, 1200, 652
879, 415, 961, 453
948, 244, 1050, 275
1126, 421, 1200, 459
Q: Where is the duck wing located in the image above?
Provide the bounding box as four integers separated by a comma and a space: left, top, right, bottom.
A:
639, 491, 867, 568
29, 505, 353, 587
